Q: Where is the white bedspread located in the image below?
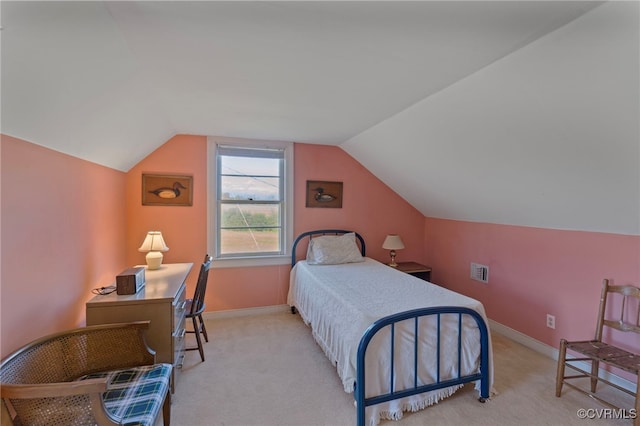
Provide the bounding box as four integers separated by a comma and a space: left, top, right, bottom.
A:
288, 258, 494, 425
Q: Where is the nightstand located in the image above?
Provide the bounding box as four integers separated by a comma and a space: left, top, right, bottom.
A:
394, 261, 432, 281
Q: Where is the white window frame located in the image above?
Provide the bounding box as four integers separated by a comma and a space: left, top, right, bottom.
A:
207, 136, 294, 268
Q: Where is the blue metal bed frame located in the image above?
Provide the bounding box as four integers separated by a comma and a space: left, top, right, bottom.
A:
355, 307, 490, 426
291, 230, 490, 425
291, 229, 366, 267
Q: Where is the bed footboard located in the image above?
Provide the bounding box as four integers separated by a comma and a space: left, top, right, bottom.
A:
354, 306, 490, 426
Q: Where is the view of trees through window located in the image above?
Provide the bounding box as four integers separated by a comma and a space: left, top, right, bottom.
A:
219, 204, 280, 254
218, 148, 283, 255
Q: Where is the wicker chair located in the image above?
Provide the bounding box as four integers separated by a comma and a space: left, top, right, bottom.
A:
0, 321, 172, 426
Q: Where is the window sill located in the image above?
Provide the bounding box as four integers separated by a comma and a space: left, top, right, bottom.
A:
212, 255, 291, 269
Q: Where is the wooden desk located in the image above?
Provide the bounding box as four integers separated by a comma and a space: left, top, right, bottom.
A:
86, 263, 193, 391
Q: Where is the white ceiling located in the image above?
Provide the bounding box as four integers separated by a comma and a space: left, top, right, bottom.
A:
342, 0, 639, 235
4, 1, 637, 235
2, 1, 602, 171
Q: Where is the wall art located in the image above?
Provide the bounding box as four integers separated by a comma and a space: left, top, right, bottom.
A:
142, 174, 193, 206
306, 180, 343, 208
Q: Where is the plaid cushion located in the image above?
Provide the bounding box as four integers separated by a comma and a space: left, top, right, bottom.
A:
78, 363, 172, 426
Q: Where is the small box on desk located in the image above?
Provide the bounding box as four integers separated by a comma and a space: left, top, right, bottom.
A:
116, 267, 146, 295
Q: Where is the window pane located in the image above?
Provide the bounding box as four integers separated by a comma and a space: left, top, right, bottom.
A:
220, 204, 280, 228
212, 141, 291, 261
221, 156, 279, 176
220, 175, 280, 201
220, 229, 281, 254
220, 204, 281, 254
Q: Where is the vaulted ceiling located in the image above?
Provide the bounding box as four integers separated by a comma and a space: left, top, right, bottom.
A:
2, 1, 638, 235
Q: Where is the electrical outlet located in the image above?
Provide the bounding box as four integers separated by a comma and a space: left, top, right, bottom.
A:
546, 314, 556, 329
470, 263, 489, 283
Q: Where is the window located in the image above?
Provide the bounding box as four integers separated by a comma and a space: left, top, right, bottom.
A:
208, 138, 293, 267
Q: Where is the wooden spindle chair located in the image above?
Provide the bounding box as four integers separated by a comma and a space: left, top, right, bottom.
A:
185, 255, 213, 362
556, 279, 640, 425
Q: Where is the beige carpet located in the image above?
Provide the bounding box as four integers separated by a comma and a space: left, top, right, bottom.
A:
171, 310, 633, 426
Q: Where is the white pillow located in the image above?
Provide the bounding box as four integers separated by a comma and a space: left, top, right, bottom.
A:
306, 233, 364, 265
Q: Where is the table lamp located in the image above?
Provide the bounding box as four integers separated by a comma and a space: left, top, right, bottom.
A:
382, 234, 404, 267
138, 231, 169, 270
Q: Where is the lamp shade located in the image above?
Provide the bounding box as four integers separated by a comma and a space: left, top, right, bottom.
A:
138, 231, 169, 270
382, 234, 405, 250
138, 231, 170, 252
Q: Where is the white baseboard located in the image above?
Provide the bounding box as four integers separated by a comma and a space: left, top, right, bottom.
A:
489, 319, 559, 359
202, 304, 289, 320
489, 319, 635, 393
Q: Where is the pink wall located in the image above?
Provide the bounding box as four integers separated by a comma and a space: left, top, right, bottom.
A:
1, 135, 126, 358
425, 217, 640, 351
124, 134, 288, 311
124, 138, 426, 311
294, 144, 425, 264
5, 133, 636, 360
125, 135, 208, 294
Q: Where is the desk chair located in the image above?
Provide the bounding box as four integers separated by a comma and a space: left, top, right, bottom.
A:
186, 255, 213, 362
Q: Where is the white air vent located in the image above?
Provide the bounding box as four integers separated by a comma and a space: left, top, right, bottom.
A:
470, 263, 489, 283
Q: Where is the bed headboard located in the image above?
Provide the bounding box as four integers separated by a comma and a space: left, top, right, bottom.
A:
291, 230, 366, 267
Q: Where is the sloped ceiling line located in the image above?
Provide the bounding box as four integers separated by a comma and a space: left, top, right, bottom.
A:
5, 1, 637, 236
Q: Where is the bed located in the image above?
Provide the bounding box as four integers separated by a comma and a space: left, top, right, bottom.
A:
288, 230, 493, 426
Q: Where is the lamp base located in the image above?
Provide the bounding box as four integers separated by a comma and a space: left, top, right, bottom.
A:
388, 250, 398, 267
146, 251, 164, 270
